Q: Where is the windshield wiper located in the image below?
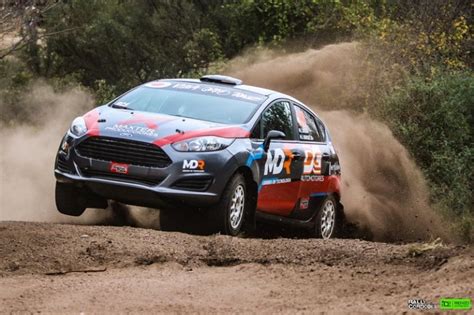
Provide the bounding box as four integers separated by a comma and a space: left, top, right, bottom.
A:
111, 103, 134, 110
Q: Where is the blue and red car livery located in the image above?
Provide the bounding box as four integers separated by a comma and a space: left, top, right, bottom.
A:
55, 75, 343, 238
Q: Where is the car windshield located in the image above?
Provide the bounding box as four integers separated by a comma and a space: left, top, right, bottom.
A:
111, 81, 267, 124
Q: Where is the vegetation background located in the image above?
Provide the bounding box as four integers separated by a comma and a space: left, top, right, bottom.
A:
1, 0, 472, 241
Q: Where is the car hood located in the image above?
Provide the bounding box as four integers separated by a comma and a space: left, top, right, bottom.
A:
82, 106, 250, 146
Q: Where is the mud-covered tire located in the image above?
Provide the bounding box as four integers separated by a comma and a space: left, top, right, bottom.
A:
55, 182, 86, 216
208, 173, 247, 236
312, 195, 342, 239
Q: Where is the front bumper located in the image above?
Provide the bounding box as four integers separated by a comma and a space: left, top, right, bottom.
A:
54, 134, 239, 209
55, 170, 219, 208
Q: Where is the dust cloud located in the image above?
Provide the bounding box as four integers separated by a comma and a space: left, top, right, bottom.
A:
227, 42, 447, 242
1, 82, 98, 223
0, 82, 159, 226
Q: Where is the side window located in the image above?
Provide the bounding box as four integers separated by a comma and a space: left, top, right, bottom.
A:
261, 101, 295, 140
315, 117, 327, 142
294, 105, 324, 142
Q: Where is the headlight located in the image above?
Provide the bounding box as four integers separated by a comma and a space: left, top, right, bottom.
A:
70, 117, 87, 136
172, 136, 234, 152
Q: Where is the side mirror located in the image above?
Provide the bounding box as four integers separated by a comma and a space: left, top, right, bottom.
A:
263, 130, 286, 152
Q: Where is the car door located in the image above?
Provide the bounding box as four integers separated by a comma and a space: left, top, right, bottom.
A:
252, 100, 305, 216
292, 104, 331, 219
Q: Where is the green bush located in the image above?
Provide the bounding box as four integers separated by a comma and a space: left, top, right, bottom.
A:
380, 73, 473, 239
26, 0, 386, 95
94, 79, 117, 105
0, 59, 33, 126
36, 1, 214, 94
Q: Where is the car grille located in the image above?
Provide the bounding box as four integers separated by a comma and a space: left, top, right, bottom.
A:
172, 177, 213, 191
56, 158, 74, 174
81, 168, 163, 186
76, 137, 172, 168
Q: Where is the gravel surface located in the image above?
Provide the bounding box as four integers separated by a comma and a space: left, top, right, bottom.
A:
0, 221, 472, 313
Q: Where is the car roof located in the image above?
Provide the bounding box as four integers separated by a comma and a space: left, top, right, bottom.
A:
160, 78, 303, 104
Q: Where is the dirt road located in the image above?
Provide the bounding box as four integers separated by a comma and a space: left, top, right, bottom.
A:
0, 222, 472, 313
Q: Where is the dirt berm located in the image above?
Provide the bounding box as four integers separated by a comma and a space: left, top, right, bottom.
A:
0, 221, 472, 313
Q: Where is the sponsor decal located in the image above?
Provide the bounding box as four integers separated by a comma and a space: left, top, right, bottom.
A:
264, 149, 286, 175
145, 81, 266, 104
261, 178, 291, 186
105, 124, 158, 138
295, 106, 307, 129
301, 175, 324, 182
231, 91, 266, 102
110, 162, 129, 174
282, 148, 295, 175
118, 115, 159, 129
200, 86, 231, 96
171, 82, 201, 91
183, 159, 206, 173
263, 146, 323, 179
299, 198, 309, 210
145, 81, 172, 88
303, 148, 322, 175
173, 83, 231, 96
295, 106, 314, 140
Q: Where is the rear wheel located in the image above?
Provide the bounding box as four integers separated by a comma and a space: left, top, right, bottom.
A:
313, 195, 341, 239
55, 182, 86, 216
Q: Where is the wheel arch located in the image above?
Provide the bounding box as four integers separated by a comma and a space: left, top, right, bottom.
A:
331, 191, 341, 203
329, 191, 345, 225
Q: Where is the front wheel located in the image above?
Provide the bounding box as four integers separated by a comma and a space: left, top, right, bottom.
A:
313, 195, 341, 239
55, 182, 107, 216
208, 173, 247, 236
55, 182, 86, 216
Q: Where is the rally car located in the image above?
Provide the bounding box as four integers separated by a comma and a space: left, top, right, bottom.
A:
54, 75, 343, 238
